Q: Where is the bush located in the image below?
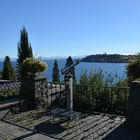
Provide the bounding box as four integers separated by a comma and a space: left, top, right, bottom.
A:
127, 53, 140, 84
74, 69, 129, 115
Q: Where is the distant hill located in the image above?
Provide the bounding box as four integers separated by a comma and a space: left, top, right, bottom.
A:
81, 54, 136, 63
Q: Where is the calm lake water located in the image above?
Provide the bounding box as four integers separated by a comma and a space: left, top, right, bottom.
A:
44, 59, 127, 82
0, 59, 127, 82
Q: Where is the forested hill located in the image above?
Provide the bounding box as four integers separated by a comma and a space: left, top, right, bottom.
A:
81, 54, 136, 63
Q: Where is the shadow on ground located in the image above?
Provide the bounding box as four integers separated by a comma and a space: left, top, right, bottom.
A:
13, 121, 65, 140
2, 109, 140, 140
35, 120, 66, 135
103, 122, 140, 140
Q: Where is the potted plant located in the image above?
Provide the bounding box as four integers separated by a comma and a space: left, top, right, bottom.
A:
22, 57, 47, 78
20, 57, 47, 110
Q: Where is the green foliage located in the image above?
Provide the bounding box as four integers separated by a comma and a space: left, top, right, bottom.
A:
115, 78, 128, 87
0, 71, 2, 79
81, 54, 134, 63
52, 60, 60, 83
2, 56, 16, 80
22, 57, 47, 78
80, 69, 105, 86
0, 89, 19, 99
64, 56, 76, 81
74, 69, 129, 115
127, 53, 140, 84
17, 27, 33, 79
79, 71, 89, 84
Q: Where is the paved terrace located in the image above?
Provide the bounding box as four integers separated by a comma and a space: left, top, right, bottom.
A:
0, 109, 140, 140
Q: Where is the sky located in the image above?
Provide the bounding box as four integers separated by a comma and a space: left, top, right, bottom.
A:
0, 0, 140, 58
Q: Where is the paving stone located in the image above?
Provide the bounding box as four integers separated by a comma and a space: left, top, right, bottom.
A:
1, 109, 140, 140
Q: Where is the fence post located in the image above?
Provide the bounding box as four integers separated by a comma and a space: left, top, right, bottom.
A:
126, 81, 140, 129
65, 74, 73, 111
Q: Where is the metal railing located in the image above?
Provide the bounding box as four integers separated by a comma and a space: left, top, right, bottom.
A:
47, 82, 66, 109
0, 80, 130, 116
0, 78, 48, 102
74, 84, 130, 116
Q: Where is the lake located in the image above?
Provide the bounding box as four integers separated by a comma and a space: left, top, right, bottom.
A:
0, 59, 127, 82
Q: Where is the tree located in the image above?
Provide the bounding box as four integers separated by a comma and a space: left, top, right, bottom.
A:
17, 27, 33, 79
127, 53, 140, 84
64, 56, 76, 81
2, 56, 16, 80
0, 71, 2, 79
52, 60, 60, 82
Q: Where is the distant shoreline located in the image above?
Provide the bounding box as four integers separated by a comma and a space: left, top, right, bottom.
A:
80, 61, 128, 64
80, 54, 136, 63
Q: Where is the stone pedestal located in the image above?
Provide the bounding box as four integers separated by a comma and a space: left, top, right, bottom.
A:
20, 76, 47, 111
20, 77, 35, 110
126, 81, 140, 129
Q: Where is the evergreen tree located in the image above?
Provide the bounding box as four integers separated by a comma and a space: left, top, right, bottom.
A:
127, 53, 140, 84
17, 27, 33, 79
0, 71, 2, 79
52, 60, 60, 82
2, 56, 16, 80
64, 56, 76, 81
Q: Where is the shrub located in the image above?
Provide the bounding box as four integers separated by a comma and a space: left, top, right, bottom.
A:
74, 69, 129, 115
127, 53, 140, 84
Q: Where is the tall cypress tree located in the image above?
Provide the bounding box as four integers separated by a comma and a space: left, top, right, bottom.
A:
2, 56, 16, 80
64, 56, 76, 81
17, 27, 33, 79
52, 60, 60, 83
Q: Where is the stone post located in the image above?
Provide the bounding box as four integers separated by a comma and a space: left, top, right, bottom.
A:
65, 74, 73, 111
69, 76, 73, 111
126, 81, 140, 129
20, 77, 35, 110
20, 76, 47, 111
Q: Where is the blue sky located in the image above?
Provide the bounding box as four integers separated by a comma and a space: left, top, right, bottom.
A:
0, 0, 140, 58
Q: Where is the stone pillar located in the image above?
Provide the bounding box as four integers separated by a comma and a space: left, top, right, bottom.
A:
20, 76, 48, 111
126, 81, 140, 129
20, 77, 35, 110
68, 77, 73, 111
65, 74, 73, 111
